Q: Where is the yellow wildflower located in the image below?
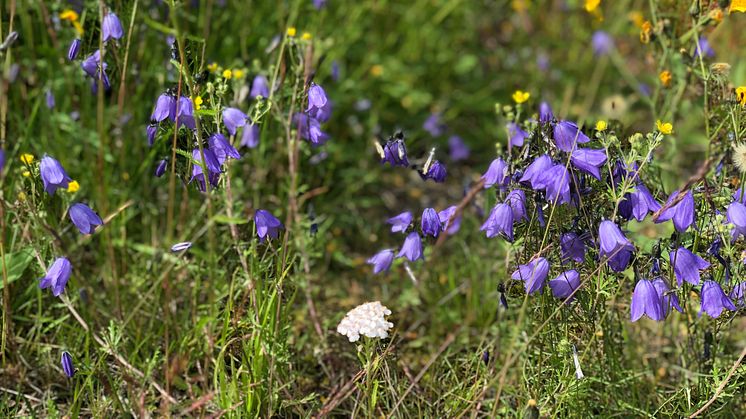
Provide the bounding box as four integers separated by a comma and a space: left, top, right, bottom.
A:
301, 32, 312, 41
193, 96, 203, 110
656, 120, 673, 135
286, 27, 297, 37
659, 70, 672, 87
20, 153, 34, 164
511, 0, 529, 12
585, 0, 600, 13
59, 9, 79, 22
222, 69, 232, 79
640, 21, 652, 44
67, 180, 80, 193
512, 90, 530, 104
595, 120, 608, 131
628, 11, 644, 28
233, 69, 245, 79
18, 192, 26, 201
207, 62, 218, 73
730, 0, 746, 13
736, 87, 746, 107
22, 171, 31, 177
708, 8, 723, 22
370, 65, 383, 77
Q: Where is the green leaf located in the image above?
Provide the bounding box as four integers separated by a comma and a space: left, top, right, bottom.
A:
0, 248, 35, 289
213, 215, 249, 225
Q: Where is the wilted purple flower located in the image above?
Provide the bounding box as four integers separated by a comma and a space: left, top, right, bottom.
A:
727, 202, 746, 241
102, 12, 124, 42
480, 203, 514, 241
670, 247, 709, 286
307, 83, 328, 113
209, 133, 240, 164
438, 205, 461, 235
520, 155, 552, 189
222, 107, 247, 136
381, 138, 408, 167
67, 39, 81, 61
481, 158, 510, 189
656, 190, 694, 232
170, 242, 192, 252
700, 280, 736, 318
421, 160, 447, 183
240, 123, 260, 148
628, 183, 661, 221
553, 120, 590, 152
154, 159, 167, 177
421, 208, 441, 237
591, 31, 614, 56
507, 123, 528, 148
45, 89, 55, 109
151, 94, 176, 122
652, 279, 683, 317
511, 257, 549, 295
61, 351, 75, 378
250, 75, 270, 99
397, 232, 423, 261
630, 279, 664, 322
387, 211, 412, 233
448, 135, 469, 161
539, 101, 553, 123
598, 220, 634, 272
570, 148, 607, 180
255, 209, 283, 241
39, 257, 72, 297
40, 155, 72, 195
423, 113, 445, 137
506, 189, 527, 221
147, 124, 157, 146
560, 232, 586, 263
541, 164, 571, 205
69, 203, 104, 235
730, 282, 746, 306
549, 270, 580, 302
694, 36, 715, 58
367, 249, 395, 274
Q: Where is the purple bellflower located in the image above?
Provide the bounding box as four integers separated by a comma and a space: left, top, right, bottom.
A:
421, 160, 447, 183
438, 206, 461, 235
69, 203, 104, 235
520, 155, 553, 189
240, 123, 261, 148
507, 123, 528, 148
381, 138, 409, 167
254, 209, 283, 241
222, 107, 247, 136
398, 232, 423, 262
481, 158, 510, 189
154, 159, 167, 177
175, 96, 195, 129
670, 247, 709, 286
656, 190, 694, 232
541, 164, 571, 205
511, 257, 550, 295
421, 208, 441, 237
46, 89, 55, 109
506, 189, 527, 221
40, 155, 72, 195
553, 120, 590, 152
151, 94, 176, 122
209, 133, 240, 164
549, 270, 581, 302
539, 101, 553, 123
652, 279, 683, 317
61, 351, 75, 378
480, 203, 514, 241
387, 211, 413, 234
368, 249, 395, 274
307, 83, 328, 113
81, 50, 110, 90
39, 257, 72, 297
102, 12, 124, 42
598, 220, 634, 272
560, 232, 586, 263
694, 36, 715, 58
309, 100, 333, 123
628, 183, 661, 221
630, 279, 664, 321
67, 39, 81, 61
570, 148, 607, 180
423, 113, 445, 137
190, 148, 221, 191
727, 202, 746, 241
250, 75, 270, 99
730, 282, 746, 307
700, 280, 736, 318
591, 31, 614, 56
448, 135, 470, 161
147, 124, 158, 146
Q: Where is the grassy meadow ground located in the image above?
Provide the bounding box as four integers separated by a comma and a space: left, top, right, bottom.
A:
2, 0, 746, 417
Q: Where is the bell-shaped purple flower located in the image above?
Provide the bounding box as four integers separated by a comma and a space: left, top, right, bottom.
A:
423, 113, 445, 137
539, 101, 553, 123
40, 155, 72, 195
730, 282, 746, 307
520, 155, 552, 190
307, 83, 328, 112
591, 31, 614, 56
694, 36, 715, 58
397, 232, 423, 261
598, 220, 634, 272
421, 160, 447, 183
309, 100, 333, 123
61, 351, 75, 378
102, 12, 124, 42
480, 203, 514, 241
570, 147, 607, 180
542, 164, 571, 205
46, 89, 55, 109
367, 249, 395, 274
240, 123, 260, 148
481, 158, 510, 189
669, 247, 709, 286
154, 159, 167, 177
175, 96, 195, 129
700, 280, 736, 318
147, 124, 158, 146
387, 211, 412, 234
506, 189, 527, 221
222, 107, 247, 136
656, 190, 694, 232
448, 135, 469, 161
381, 138, 409, 167
81, 50, 110, 89
553, 120, 590, 152
254, 209, 283, 241
67, 39, 81, 61
628, 183, 661, 221
421, 208, 441, 237
733, 188, 746, 204
507, 123, 528, 148
69, 203, 104, 235
250, 75, 270, 99
630, 279, 664, 321
727, 201, 746, 240
549, 270, 580, 301
209, 133, 240, 164
39, 257, 72, 297
151, 94, 176, 122
511, 257, 549, 295
438, 205, 461, 235
190, 148, 221, 191
560, 232, 586, 263
652, 279, 683, 317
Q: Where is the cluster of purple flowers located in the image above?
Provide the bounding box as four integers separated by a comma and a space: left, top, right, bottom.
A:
294, 83, 332, 146
66, 9, 123, 92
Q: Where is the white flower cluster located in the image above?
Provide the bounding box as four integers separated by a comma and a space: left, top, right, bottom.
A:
336, 301, 394, 342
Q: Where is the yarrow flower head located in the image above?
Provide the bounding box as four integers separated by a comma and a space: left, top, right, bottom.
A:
69, 203, 104, 235
336, 301, 394, 342
254, 209, 283, 241
39, 257, 72, 297
368, 249, 395, 274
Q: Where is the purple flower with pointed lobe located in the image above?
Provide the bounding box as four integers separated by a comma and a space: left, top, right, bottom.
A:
694, 36, 715, 58
438, 206, 461, 235
506, 189, 527, 221
154, 159, 167, 177
250, 75, 269, 99
541, 164, 571, 204
727, 202, 746, 240
421, 208, 441, 237
190, 148, 221, 191
507, 123, 528, 148
309, 100, 333, 123
102, 12, 124, 42
448, 136, 469, 161
307, 83, 328, 112
39, 257, 72, 297
730, 282, 746, 307
553, 120, 590, 152
669, 247, 709, 286
222, 107, 247, 136
630, 279, 664, 321
294, 113, 330, 146
628, 183, 661, 221
482, 158, 510, 189
511, 257, 549, 295
570, 148, 607, 180
598, 220, 634, 272
381, 138, 408, 167
656, 190, 694, 232
520, 155, 552, 189
240, 123, 260, 148
480, 203, 514, 241
175, 96, 195, 129
549, 270, 580, 301
81, 50, 110, 90
69, 203, 104, 235
423, 113, 445, 137
539, 102, 553, 123
387, 211, 412, 234
67, 39, 81, 61
560, 232, 586, 263
40, 155, 72, 195
700, 280, 736, 318
254, 209, 283, 241
147, 124, 157, 146
209, 133, 240, 164
61, 351, 75, 378
591, 31, 614, 56
422, 160, 447, 183
368, 249, 395, 274
398, 232, 423, 261
652, 279, 683, 317
151, 94, 176, 122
